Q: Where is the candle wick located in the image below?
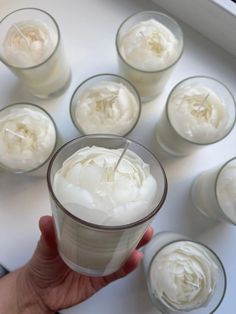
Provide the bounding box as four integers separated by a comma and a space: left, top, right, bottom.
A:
5, 128, 25, 139
139, 31, 146, 39
200, 92, 210, 107
102, 94, 117, 104
185, 280, 200, 288
109, 95, 118, 102
114, 140, 131, 172
13, 24, 30, 48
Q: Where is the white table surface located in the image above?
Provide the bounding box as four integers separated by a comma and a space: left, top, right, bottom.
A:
0, 0, 236, 313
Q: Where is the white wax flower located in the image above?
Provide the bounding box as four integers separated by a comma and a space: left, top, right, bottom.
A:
150, 241, 218, 311
217, 159, 236, 223
119, 19, 179, 71
3, 20, 57, 67
53, 146, 157, 226
0, 107, 56, 171
168, 86, 229, 143
74, 81, 139, 135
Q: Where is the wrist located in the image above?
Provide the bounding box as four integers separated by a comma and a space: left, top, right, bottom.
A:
0, 266, 54, 314
17, 265, 54, 314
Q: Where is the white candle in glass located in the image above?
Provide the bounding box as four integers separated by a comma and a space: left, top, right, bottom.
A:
143, 232, 226, 314
0, 103, 57, 174
70, 74, 141, 136
155, 76, 236, 156
192, 158, 236, 225
150, 242, 218, 310
48, 136, 167, 276
0, 8, 71, 99
116, 12, 183, 102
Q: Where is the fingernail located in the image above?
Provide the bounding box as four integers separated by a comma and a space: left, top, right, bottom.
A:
137, 251, 144, 259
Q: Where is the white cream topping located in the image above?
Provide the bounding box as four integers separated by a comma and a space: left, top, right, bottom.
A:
53, 146, 157, 226
3, 20, 57, 67
217, 159, 236, 223
150, 241, 218, 311
119, 19, 179, 71
74, 81, 139, 135
168, 86, 229, 143
0, 106, 56, 171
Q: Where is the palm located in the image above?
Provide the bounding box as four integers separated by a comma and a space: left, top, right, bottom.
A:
40, 260, 111, 310
26, 216, 152, 312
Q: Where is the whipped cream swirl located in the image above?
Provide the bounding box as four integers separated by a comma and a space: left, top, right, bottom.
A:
150, 241, 218, 311
168, 86, 229, 143
217, 159, 236, 223
74, 81, 139, 135
3, 20, 57, 67
119, 19, 179, 71
0, 106, 56, 171
53, 146, 157, 226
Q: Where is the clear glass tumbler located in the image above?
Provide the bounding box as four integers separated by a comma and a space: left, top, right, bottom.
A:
70, 73, 141, 136
116, 11, 184, 102
47, 135, 167, 276
192, 157, 236, 225
0, 8, 71, 98
0, 102, 58, 176
155, 76, 236, 156
143, 232, 226, 314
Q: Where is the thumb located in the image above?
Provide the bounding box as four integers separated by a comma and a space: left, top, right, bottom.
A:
39, 215, 57, 249
27, 216, 67, 290
35, 215, 58, 259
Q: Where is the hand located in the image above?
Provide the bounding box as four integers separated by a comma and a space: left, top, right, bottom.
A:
0, 216, 153, 314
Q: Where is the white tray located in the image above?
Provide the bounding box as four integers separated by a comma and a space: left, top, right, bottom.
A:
0, 0, 236, 313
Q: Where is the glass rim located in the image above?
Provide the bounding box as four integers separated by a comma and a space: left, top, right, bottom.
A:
47, 134, 168, 231
115, 10, 184, 74
69, 73, 142, 136
165, 75, 236, 145
0, 102, 58, 173
0, 7, 60, 70
215, 156, 236, 225
147, 235, 227, 314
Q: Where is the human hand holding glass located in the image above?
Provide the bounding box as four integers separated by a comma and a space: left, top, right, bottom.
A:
0, 215, 153, 314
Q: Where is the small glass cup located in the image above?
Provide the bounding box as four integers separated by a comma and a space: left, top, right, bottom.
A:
0, 8, 71, 99
155, 76, 236, 156
47, 135, 167, 276
116, 11, 184, 102
70, 74, 141, 136
0, 103, 58, 176
192, 157, 236, 225
143, 232, 226, 314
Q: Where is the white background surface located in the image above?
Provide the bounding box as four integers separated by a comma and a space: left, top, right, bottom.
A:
0, 0, 236, 313
153, 0, 236, 57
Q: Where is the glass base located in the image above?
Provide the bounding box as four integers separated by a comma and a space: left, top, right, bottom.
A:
59, 250, 118, 277
155, 133, 186, 157
140, 91, 162, 103
191, 177, 214, 219
30, 70, 72, 99
191, 178, 232, 226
